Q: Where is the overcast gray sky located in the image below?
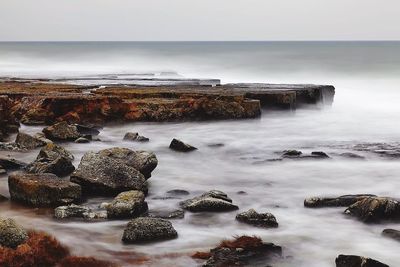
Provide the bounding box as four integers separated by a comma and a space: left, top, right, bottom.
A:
1, 0, 399, 41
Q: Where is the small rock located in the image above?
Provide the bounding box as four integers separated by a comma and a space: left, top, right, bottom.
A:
180, 190, 239, 212
15, 132, 46, 150
207, 143, 224, 148
74, 137, 90, 143
106, 190, 148, 219
122, 217, 178, 243
148, 209, 185, 219
344, 197, 400, 223
75, 124, 100, 136
8, 172, 82, 207
236, 209, 278, 228
123, 132, 149, 142
282, 150, 302, 157
0, 156, 27, 170
55, 204, 91, 219
43, 121, 81, 141
0, 217, 28, 248
169, 138, 197, 152
340, 152, 365, 159
166, 189, 190, 196
311, 151, 330, 158
304, 194, 376, 208
335, 254, 388, 267
382, 229, 400, 242
33, 133, 53, 144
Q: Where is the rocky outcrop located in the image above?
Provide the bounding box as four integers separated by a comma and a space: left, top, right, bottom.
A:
304, 194, 376, 208
15, 132, 47, 149
0, 218, 28, 248
26, 143, 75, 176
344, 197, 400, 223
169, 139, 197, 152
43, 121, 81, 141
236, 209, 278, 228
335, 254, 388, 267
122, 217, 178, 243
54, 204, 107, 220
105, 190, 148, 219
180, 190, 239, 212
98, 147, 158, 179
123, 132, 149, 142
8, 172, 81, 207
70, 151, 147, 195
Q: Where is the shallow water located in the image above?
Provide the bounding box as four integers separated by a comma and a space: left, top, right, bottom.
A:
1, 42, 400, 266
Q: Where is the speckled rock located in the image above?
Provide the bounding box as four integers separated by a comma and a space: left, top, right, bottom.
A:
236, 209, 278, 228
43, 121, 81, 141
15, 132, 47, 150
180, 190, 238, 212
54, 204, 107, 220
344, 197, 400, 223
304, 194, 376, 208
148, 209, 185, 219
335, 254, 388, 267
123, 132, 149, 142
122, 217, 178, 243
169, 138, 197, 152
8, 172, 81, 207
106, 190, 148, 219
0, 218, 28, 248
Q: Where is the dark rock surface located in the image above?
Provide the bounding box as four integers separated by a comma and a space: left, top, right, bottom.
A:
236, 209, 278, 228
180, 190, 239, 212
122, 217, 178, 243
43, 121, 81, 141
8, 172, 82, 207
123, 132, 149, 142
282, 150, 302, 157
15, 132, 47, 149
0, 217, 28, 248
105, 190, 148, 219
148, 209, 185, 219
74, 137, 90, 143
344, 197, 400, 223
0, 156, 27, 170
75, 124, 100, 136
382, 228, 400, 242
169, 138, 197, 152
335, 254, 388, 267
304, 194, 377, 208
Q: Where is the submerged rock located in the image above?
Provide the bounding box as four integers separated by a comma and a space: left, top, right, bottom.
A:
166, 189, 190, 196
74, 137, 90, 143
15, 132, 47, 149
54, 204, 107, 220
148, 209, 185, 219
169, 138, 197, 152
26, 143, 75, 177
382, 229, 400, 242
236, 209, 278, 228
282, 150, 302, 157
70, 151, 147, 195
311, 151, 330, 158
340, 152, 366, 159
122, 217, 178, 243
43, 121, 81, 141
335, 254, 388, 267
0, 156, 27, 170
304, 194, 376, 208
8, 172, 81, 207
344, 197, 400, 223
0, 217, 28, 248
180, 190, 239, 212
123, 132, 150, 142
106, 190, 148, 219
75, 124, 101, 136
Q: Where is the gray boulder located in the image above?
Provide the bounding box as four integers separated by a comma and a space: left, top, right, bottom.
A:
344, 197, 400, 223
15, 132, 46, 149
122, 217, 177, 243
105, 190, 148, 219
148, 209, 185, 219
304, 194, 376, 208
236, 209, 278, 228
335, 254, 388, 267
0, 218, 28, 248
180, 190, 239, 212
70, 152, 147, 196
8, 172, 81, 207
43, 121, 81, 141
169, 138, 197, 152
54, 204, 107, 220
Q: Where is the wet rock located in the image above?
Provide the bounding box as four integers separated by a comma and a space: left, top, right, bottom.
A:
340, 152, 365, 159
122, 217, 178, 243
15, 132, 47, 150
180, 190, 239, 212
311, 151, 330, 158
26, 143, 75, 177
43, 121, 81, 141
8, 172, 82, 207
106, 190, 148, 219
166, 189, 190, 196
54, 204, 107, 220
344, 197, 400, 223
197, 236, 282, 267
98, 147, 158, 179
70, 152, 147, 196
169, 138, 197, 152
33, 132, 53, 144
74, 137, 90, 143
382, 229, 400, 242
236, 209, 278, 228
148, 209, 185, 219
0, 156, 27, 170
207, 143, 225, 148
0, 142, 23, 151
75, 124, 100, 136
123, 132, 150, 142
282, 150, 302, 157
0, 217, 28, 248
304, 194, 376, 208
335, 254, 388, 267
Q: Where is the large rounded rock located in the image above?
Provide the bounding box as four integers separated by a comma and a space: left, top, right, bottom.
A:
344, 197, 400, 223
70, 152, 147, 196
8, 172, 81, 207
105, 190, 148, 219
180, 190, 239, 212
98, 148, 157, 179
15, 132, 47, 150
335, 254, 388, 267
43, 121, 81, 141
304, 194, 376, 208
0, 218, 28, 248
26, 143, 75, 177
122, 217, 177, 243
236, 209, 278, 228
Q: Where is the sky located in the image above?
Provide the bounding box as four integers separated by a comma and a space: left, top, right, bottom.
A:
0, 0, 399, 41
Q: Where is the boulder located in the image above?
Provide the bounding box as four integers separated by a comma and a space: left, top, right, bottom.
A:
54, 204, 107, 220
123, 132, 149, 142
0, 218, 28, 248
169, 138, 197, 152
148, 209, 185, 219
344, 197, 400, 223
70, 152, 147, 195
335, 254, 388, 267
0, 156, 27, 170
236, 209, 278, 228
26, 143, 75, 177
180, 190, 239, 212
8, 172, 81, 207
15, 132, 46, 149
43, 121, 81, 141
382, 229, 400, 242
304, 194, 376, 208
122, 217, 178, 243
98, 147, 158, 179
105, 190, 148, 219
